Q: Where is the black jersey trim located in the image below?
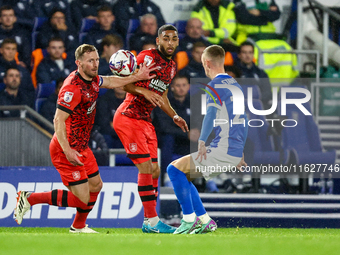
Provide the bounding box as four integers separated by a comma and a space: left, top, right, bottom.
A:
75, 71, 92, 84
127, 153, 151, 158
57, 104, 73, 114
68, 178, 88, 186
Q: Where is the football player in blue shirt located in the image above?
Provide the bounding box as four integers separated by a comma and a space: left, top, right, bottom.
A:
167, 45, 248, 234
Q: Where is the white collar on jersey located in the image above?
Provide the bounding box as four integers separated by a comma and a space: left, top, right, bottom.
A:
215, 73, 227, 78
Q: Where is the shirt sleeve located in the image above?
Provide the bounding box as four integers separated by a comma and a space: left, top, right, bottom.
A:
57, 84, 81, 114
136, 50, 154, 67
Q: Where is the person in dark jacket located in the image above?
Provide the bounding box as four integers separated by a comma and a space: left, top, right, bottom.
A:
36, 37, 76, 85
235, 41, 272, 110
36, 8, 78, 58
94, 87, 126, 148
129, 13, 157, 52
178, 18, 210, 52
32, 0, 74, 31
98, 34, 124, 76
88, 129, 109, 166
0, 0, 35, 28
40, 78, 64, 123
0, 38, 34, 101
70, 0, 111, 31
179, 42, 207, 79
84, 5, 122, 53
0, 67, 34, 117
152, 74, 191, 184
113, 0, 165, 38
0, 5, 32, 67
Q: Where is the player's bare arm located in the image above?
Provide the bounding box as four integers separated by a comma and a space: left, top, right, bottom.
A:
123, 83, 164, 107
53, 109, 84, 166
100, 62, 158, 89
160, 89, 189, 132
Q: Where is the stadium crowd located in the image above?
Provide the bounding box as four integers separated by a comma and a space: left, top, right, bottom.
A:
0, 0, 298, 189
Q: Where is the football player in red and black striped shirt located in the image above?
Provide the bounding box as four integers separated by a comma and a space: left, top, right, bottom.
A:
113, 25, 189, 233
14, 44, 161, 232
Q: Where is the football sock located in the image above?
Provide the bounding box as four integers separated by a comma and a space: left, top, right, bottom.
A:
72, 191, 100, 229
149, 216, 160, 227
198, 213, 211, 224
183, 212, 196, 223
189, 182, 207, 217
167, 164, 194, 215
152, 178, 159, 204
138, 173, 157, 218
27, 190, 87, 208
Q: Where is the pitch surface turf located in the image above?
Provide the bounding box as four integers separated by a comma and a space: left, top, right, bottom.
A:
1, 227, 340, 255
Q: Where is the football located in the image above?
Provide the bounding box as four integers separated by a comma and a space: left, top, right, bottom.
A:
109, 50, 137, 76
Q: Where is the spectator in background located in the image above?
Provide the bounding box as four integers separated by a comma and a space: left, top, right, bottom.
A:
152, 74, 191, 184
32, 0, 74, 31
114, 0, 165, 38
129, 14, 158, 52
0, 0, 35, 29
0, 67, 34, 117
89, 129, 109, 166
191, 0, 239, 52
36, 37, 76, 84
178, 18, 210, 52
179, 42, 207, 79
0, 5, 32, 67
98, 34, 124, 75
224, 65, 242, 79
141, 40, 157, 51
70, 0, 111, 31
0, 38, 34, 100
235, 41, 272, 110
40, 78, 64, 123
36, 8, 78, 59
94, 87, 126, 148
84, 5, 121, 53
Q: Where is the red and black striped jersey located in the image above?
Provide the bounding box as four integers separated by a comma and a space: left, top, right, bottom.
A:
120, 49, 177, 122
53, 71, 102, 152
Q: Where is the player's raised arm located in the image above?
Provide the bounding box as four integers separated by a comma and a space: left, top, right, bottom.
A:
160, 89, 189, 132
100, 62, 158, 89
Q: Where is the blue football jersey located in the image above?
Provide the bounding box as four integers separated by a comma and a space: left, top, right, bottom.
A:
206, 73, 248, 157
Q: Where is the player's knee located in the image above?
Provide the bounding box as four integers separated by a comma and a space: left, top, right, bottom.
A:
93, 180, 103, 193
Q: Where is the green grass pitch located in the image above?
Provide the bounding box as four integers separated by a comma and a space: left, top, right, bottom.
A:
1, 227, 340, 255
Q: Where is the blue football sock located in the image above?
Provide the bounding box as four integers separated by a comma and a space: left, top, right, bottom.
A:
189, 182, 206, 217
167, 164, 194, 215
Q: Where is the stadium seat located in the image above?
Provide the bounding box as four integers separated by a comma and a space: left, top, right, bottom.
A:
79, 32, 87, 44
35, 98, 47, 113
175, 51, 234, 71
127, 19, 140, 34
174, 20, 187, 34
36, 82, 56, 99
245, 99, 290, 165
279, 88, 336, 165
80, 18, 96, 33
32, 17, 48, 32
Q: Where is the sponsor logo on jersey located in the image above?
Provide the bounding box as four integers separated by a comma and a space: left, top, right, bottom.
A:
144, 55, 153, 66
149, 79, 169, 92
72, 171, 81, 181
64, 92, 74, 103
129, 143, 137, 153
87, 101, 96, 115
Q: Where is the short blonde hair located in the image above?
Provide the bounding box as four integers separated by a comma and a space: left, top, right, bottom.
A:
75, 44, 98, 60
203, 45, 225, 65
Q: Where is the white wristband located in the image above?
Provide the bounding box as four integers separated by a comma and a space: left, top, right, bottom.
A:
173, 115, 179, 121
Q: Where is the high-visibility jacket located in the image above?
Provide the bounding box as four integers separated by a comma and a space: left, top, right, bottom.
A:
236, 22, 276, 44
251, 39, 299, 84
191, 0, 236, 44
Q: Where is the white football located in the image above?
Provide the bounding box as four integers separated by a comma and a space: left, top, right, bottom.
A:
109, 50, 137, 76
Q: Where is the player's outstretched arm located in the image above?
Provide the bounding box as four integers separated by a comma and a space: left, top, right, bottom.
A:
54, 109, 84, 166
123, 83, 164, 107
100, 62, 159, 89
160, 90, 189, 132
